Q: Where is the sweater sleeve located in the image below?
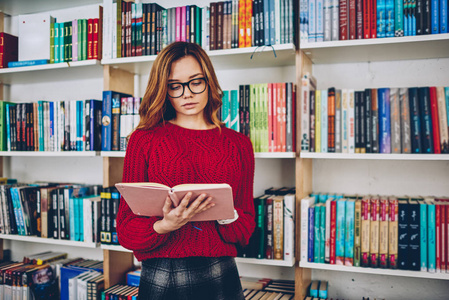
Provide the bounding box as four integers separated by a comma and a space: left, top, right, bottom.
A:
116, 130, 171, 251
217, 136, 256, 246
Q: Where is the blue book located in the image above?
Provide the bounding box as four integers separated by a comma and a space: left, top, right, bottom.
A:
345, 199, 355, 266
377, 0, 387, 37
446, 88, 449, 130
378, 88, 391, 153
426, 199, 436, 272
54, 22, 60, 63
314, 204, 321, 262
319, 204, 326, 263
10, 187, 23, 235
321, 90, 328, 153
230, 90, 239, 131
385, 0, 395, 37
222, 91, 230, 128
411, 0, 416, 35
102, 91, 113, 151
269, 0, 275, 45
69, 197, 76, 241
60, 266, 94, 300
308, 205, 315, 262
77, 197, 84, 241
442, 0, 448, 33
127, 270, 141, 287
85, 100, 102, 151
336, 199, 346, 265
408, 88, 422, 153
111, 190, 120, 245
418, 199, 427, 271
308, 0, 317, 42
264, 0, 270, 45
431, 0, 439, 33
7, 59, 49, 68
319, 193, 328, 204
316, 0, 324, 41
59, 22, 65, 62
418, 87, 433, 153
49, 102, 54, 151
37, 101, 45, 151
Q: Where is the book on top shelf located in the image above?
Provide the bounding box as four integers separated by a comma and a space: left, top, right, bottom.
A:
115, 182, 234, 221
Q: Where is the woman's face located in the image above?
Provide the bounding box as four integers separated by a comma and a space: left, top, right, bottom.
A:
167, 55, 209, 120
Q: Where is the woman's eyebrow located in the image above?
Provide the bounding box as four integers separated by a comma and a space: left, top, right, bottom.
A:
168, 73, 203, 82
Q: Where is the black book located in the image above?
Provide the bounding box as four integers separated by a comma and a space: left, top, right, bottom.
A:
145, 3, 152, 56
51, 189, 59, 239
309, 90, 316, 152
407, 199, 421, 270
150, 3, 157, 55
244, 85, 250, 139
16, 103, 21, 151
110, 187, 120, 245
365, 89, 372, 153
259, 0, 265, 46
21, 103, 26, 151
416, 0, 424, 35
59, 187, 70, 240
100, 188, 108, 244
254, 0, 260, 46
423, 0, 431, 34
8, 104, 16, 151
418, 87, 433, 153
4, 186, 18, 234
355, 91, 361, 153
398, 200, 409, 270
408, 87, 422, 153
239, 85, 245, 135
359, 91, 366, 153
142, 3, 147, 56
19, 187, 39, 236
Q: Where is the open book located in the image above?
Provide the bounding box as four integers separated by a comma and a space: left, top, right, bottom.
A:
115, 182, 235, 222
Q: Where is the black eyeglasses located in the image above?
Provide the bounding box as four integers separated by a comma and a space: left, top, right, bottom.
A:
167, 77, 207, 98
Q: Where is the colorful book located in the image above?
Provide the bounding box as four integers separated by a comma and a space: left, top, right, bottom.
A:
336, 199, 346, 265
344, 199, 355, 266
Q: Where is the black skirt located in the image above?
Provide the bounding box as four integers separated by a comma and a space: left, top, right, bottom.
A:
138, 256, 244, 300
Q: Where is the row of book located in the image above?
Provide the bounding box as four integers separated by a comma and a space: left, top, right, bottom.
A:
0, 253, 104, 300
0, 182, 103, 244
1, 92, 142, 152
238, 187, 296, 261
300, 193, 449, 272
241, 277, 295, 300
308, 280, 329, 299
220, 83, 296, 153
300, 76, 449, 154
300, 0, 449, 43
102, 0, 296, 59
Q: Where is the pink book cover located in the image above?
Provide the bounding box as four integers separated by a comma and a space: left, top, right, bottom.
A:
181, 6, 186, 42
268, 83, 273, 152
176, 7, 181, 41
115, 182, 235, 222
72, 19, 78, 62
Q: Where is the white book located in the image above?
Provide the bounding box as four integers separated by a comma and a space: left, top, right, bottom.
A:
202, 7, 209, 51
341, 89, 349, 153
283, 193, 296, 262
77, 272, 101, 300
4, 284, 12, 300
112, 3, 117, 59
275, 0, 281, 44
83, 196, 101, 243
300, 0, 309, 42
59, 101, 65, 151
308, 0, 317, 42
348, 89, 355, 153
321, 90, 328, 153
54, 101, 59, 152
300, 196, 316, 262
70, 100, 76, 151
301, 76, 311, 152
44, 102, 49, 152
331, 0, 340, 40
69, 271, 88, 300
120, 114, 127, 151
316, 0, 324, 41
324, 0, 332, 41
325, 197, 334, 262
102, 0, 112, 59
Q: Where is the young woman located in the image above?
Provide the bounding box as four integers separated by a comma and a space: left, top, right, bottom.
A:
116, 42, 255, 300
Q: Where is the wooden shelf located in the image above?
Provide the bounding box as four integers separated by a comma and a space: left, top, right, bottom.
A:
0, 60, 102, 84
236, 257, 295, 267
102, 43, 296, 75
300, 34, 449, 64
300, 152, 449, 161
101, 151, 296, 158
0, 234, 98, 248
0, 151, 100, 157
299, 261, 449, 280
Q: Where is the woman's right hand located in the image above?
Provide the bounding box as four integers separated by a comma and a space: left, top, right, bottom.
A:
153, 192, 214, 234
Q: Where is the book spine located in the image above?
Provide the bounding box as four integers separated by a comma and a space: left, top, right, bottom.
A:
348, 90, 355, 153
330, 199, 337, 264
361, 197, 371, 267
437, 87, 449, 153
273, 197, 284, 260
370, 197, 380, 267
309, 0, 317, 42
339, 0, 348, 40
328, 88, 336, 152
420, 200, 428, 271
398, 200, 409, 269
399, 88, 411, 153
335, 90, 342, 152
316, 0, 324, 41
314, 204, 321, 262
408, 200, 421, 270
419, 87, 434, 153
409, 87, 421, 153
324, 198, 332, 263
266, 197, 274, 259
256, 196, 266, 259
341, 90, 348, 152
101, 92, 112, 151
429, 87, 441, 153
379, 197, 389, 268
284, 194, 295, 262
308, 205, 315, 262
428, 201, 436, 272
301, 198, 314, 262
321, 90, 328, 153
344, 200, 355, 266
354, 199, 362, 266
310, 90, 316, 152
319, 204, 326, 263
286, 83, 293, 152
436, 202, 441, 272
315, 90, 321, 152
336, 200, 346, 265
389, 198, 399, 269
390, 88, 401, 153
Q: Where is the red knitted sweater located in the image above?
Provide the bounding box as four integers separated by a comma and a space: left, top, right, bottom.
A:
116, 122, 255, 261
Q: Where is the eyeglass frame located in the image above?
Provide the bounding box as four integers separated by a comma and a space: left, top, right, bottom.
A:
167, 77, 208, 98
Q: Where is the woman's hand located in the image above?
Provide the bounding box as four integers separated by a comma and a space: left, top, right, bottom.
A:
153, 192, 214, 234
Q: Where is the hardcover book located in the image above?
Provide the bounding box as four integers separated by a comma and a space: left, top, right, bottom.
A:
115, 182, 235, 222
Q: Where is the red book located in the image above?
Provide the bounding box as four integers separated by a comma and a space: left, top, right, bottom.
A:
245, 0, 252, 47
363, 0, 371, 38
330, 200, 337, 264
0, 33, 18, 68
210, 3, 217, 50
280, 83, 287, 152
265, 197, 274, 259
328, 88, 336, 152
370, 0, 377, 38
349, 0, 356, 39
87, 18, 94, 59
217, 2, 224, 49
430, 87, 441, 153
436, 202, 441, 272
356, 0, 363, 39
339, 0, 348, 40
443, 203, 447, 272
93, 18, 99, 60
98, 6, 103, 59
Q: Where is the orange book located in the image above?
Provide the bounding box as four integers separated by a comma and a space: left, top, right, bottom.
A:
115, 182, 235, 221
238, 0, 246, 47
245, 0, 252, 47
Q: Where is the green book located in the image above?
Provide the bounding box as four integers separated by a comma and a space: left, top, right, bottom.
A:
195, 6, 202, 45
81, 19, 88, 61
319, 204, 326, 263
54, 23, 60, 63
59, 22, 64, 62
314, 204, 321, 262
0, 101, 14, 151
262, 83, 268, 152
249, 84, 256, 151
67, 21, 72, 62
50, 23, 55, 63
256, 195, 268, 259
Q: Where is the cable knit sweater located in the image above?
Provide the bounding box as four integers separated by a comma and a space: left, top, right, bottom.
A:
116, 122, 256, 261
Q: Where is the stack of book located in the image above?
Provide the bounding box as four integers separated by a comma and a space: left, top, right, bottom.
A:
101, 284, 138, 299
99, 186, 121, 245
0, 181, 102, 243
60, 258, 104, 300
301, 193, 449, 272
238, 187, 295, 261
300, 0, 448, 42
221, 82, 297, 153
102, 0, 296, 59
241, 277, 295, 299
300, 76, 449, 154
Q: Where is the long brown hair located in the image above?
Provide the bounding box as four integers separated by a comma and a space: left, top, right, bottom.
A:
136, 42, 224, 130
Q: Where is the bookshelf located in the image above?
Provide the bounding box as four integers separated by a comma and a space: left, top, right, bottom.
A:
101, 151, 297, 159
0, 234, 98, 248
0, 151, 100, 157
296, 33, 449, 299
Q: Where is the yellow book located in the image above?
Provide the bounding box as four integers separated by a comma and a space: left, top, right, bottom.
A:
273, 196, 284, 260
370, 197, 380, 268
315, 90, 321, 153
379, 197, 389, 268
250, 84, 256, 151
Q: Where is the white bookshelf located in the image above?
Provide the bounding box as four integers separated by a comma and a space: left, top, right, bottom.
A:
236, 257, 295, 267
102, 43, 296, 75
300, 34, 449, 64
0, 151, 100, 157
299, 262, 449, 281
101, 151, 296, 159
0, 234, 98, 248
300, 152, 449, 161
100, 244, 133, 253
